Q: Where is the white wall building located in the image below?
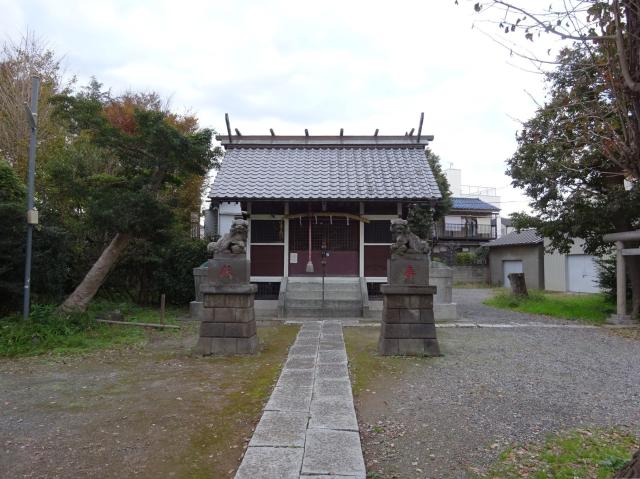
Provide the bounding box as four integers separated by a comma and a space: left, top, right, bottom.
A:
204, 201, 242, 239
543, 238, 603, 293
444, 167, 502, 238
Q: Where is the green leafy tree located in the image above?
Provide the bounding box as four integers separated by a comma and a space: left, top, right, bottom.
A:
507, 45, 640, 316
466, 1, 640, 317
0, 160, 26, 314
50, 83, 221, 312
408, 148, 452, 240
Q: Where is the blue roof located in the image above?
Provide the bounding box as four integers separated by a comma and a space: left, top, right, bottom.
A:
451, 197, 500, 211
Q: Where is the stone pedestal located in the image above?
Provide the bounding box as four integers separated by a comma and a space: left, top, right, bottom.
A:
429, 262, 458, 321
195, 255, 259, 355
378, 254, 441, 356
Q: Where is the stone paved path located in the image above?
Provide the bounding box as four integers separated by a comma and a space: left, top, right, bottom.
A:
235, 320, 366, 479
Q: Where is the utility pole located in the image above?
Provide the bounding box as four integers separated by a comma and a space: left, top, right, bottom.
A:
23, 76, 41, 320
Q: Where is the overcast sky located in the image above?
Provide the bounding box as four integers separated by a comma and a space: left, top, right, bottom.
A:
2, 0, 559, 215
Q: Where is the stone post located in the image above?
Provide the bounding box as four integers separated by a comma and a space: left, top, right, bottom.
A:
378, 219, 441, 356
615, 240, 627, 319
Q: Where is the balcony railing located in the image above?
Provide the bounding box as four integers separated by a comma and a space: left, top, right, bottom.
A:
436, 222, 497, 240
460, 185, 498, 196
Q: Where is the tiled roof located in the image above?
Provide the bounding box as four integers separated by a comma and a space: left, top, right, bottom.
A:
451, 197, 500, 212
209, 146, 442, 201
487, 229, 542, 247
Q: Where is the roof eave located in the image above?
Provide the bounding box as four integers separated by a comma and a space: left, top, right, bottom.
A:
208, 195, 442, 202
487, 241, 543, 248
450, 208, 499, 214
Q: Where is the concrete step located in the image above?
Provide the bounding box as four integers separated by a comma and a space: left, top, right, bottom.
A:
286, 291, 361, 301
285, 299, 363, 309
284, 307, 363, 318
287, 282, 360, 292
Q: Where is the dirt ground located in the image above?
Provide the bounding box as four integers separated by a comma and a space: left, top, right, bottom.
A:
0, 323, 298, 479
346, 305, 640, 478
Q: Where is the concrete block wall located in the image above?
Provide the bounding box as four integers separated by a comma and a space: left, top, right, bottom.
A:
451, 265, 490, 284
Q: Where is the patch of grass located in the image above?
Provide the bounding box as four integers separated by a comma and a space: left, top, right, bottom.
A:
484, 290, 615, 324
343, 326, 413, 396
174, 324, 299, 479
0, 301, 183, 357
479, 428, 639, 479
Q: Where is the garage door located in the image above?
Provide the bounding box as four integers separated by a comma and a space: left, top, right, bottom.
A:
503, 260, 523, 288
567, 255, 600, 293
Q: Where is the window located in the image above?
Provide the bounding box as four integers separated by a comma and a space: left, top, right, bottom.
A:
251, 220, 284, 243
364, 220, 393, 243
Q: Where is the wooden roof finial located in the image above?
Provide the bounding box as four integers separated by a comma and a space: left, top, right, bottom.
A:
225, 113, 233, 144
417, 112, 424, 142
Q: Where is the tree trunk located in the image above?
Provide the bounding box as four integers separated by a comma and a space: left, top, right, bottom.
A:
59, 233, 131, 313
508, 273, 529, 297
614, 448, 640, 478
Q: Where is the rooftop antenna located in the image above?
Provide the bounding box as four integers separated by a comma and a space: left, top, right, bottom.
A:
270, 128, 275, 136
417, 112, 424, 142
225, 113, 233, 144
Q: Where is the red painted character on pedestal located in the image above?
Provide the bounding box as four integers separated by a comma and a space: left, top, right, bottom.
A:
219, 264, 233, 280
404, 264, 416, 282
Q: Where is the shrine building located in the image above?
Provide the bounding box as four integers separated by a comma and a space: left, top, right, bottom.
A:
205, 126, 443, 317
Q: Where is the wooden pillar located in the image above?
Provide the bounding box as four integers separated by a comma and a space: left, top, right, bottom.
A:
246, 202, 252, 260
616, 240, 627, 317
284, 202, 290, 278
359, 202, 365, 278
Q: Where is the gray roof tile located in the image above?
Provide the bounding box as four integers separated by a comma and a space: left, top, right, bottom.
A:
487, 229, 542, 247
209, 146, 442, 201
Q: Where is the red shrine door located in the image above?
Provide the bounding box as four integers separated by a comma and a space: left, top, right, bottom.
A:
288, 216, 359, 276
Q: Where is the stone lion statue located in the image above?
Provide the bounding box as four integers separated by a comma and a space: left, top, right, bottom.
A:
207, 219, 248, 256
390, 218, 428, 256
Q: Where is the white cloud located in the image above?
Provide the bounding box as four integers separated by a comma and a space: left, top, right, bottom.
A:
2, 0, 563, 214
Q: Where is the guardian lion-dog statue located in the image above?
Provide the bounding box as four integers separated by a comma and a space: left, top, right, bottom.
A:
390, 218, 428, 256
207, 219, 248, 256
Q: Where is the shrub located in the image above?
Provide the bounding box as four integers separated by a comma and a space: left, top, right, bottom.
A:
0, 161, 26, 315
104, 235, 208, 305
155, 237, 208, 304
1, 305, 96, 356
597, 256, 631, 304
0, 302, 153, 357
455, 252, 475, 265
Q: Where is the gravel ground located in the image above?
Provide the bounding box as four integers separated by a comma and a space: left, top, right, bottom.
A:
355, 289, 640, 478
